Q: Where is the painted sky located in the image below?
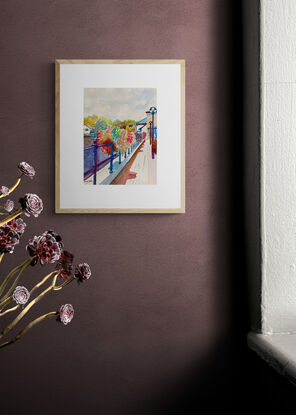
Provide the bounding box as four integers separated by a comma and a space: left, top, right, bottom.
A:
84, 88, 156, 121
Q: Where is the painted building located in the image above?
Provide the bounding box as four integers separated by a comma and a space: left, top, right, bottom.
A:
83, 124, 93, 136
136, 117, 147, 133
136, 114, 157, 140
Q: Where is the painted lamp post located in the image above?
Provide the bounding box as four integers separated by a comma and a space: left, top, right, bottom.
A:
146, 110, 152, 145
149, 106, 157, 159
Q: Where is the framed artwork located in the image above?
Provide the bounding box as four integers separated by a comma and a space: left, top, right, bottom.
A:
55, 59, 185, 213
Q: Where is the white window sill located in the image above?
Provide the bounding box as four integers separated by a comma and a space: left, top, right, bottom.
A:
244, 1, 296, 384
248, 332, 296, 384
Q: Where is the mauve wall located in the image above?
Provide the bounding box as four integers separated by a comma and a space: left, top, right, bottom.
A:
0, 1, 232, 413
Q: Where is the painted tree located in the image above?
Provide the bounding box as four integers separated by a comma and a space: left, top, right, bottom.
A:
94, 117, 108, 132
135, 132, 142, 142
124, 120, 136, 132
113, 120, 122, 127
96, 127, 118, 156
117, 130, 128, 154
84, 115, 98, 128
111, 126, 121, 143
127, 132, 133, 145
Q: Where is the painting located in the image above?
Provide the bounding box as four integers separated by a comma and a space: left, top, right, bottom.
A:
84, 88, 157, 185
55, 60, 185, 213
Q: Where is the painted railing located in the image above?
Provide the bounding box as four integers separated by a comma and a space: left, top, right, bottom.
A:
84, 137, 143, 184
84, 142, 114, 184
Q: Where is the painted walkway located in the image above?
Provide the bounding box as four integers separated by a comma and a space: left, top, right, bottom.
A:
85, 139, 156, 185
114, 139, 157, 185
84, 142, 141, 185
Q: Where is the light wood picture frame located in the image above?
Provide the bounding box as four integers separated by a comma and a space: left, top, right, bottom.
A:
55, 59, 185, 213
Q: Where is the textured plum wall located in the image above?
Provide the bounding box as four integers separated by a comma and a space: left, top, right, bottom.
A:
0, 1, 232, 413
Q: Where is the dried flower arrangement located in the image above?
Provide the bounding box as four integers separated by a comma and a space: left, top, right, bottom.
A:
0, 162, 91, 348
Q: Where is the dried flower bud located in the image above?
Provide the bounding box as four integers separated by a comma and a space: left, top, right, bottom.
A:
75, 263, 91, 282
27, 230, 62, 265
0, 186, 9, 196
0, 226, 20, 254
7, 218, 26, 235
19, 193, 43, 218
4, 199, 14, 212
18, 162, 35, 179
56, 250, 74, 279
13, 286, 30, 305
59, 304, 74, 325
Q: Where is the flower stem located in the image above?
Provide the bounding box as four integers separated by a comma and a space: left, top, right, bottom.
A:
0, 209, 23, 227
0, 273, 59, 339
0, 296, 12, 311
0, 258, 30, 297
0, 176, 22, 200
0, 304, 18, 317
54, 276, 75, 291
29, 271, 57, 297
0, 311, 57, 349
0, 271, 57, 314
0, 253, 4, 264
0, 260, 31, 302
